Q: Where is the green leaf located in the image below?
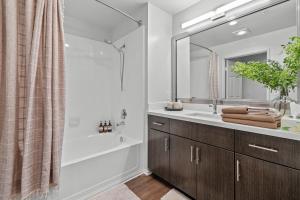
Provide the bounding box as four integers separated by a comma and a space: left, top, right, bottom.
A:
231, 36, 300, 93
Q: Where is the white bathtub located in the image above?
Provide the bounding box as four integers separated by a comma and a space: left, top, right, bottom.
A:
59, 133, 142, 200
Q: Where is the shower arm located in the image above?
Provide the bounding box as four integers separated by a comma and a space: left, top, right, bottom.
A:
94, 0, 142, 27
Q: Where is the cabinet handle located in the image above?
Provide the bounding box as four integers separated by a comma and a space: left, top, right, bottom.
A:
152, 122, 164, 126
236, 160, 240, 182
248, 144, 279, 153
164, 138, 168, 152
196, 147, 200, 165
190, 146, 194, 163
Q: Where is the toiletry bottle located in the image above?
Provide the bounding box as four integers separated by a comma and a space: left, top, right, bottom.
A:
104, 121, 108, 133
99, 122, 104, 133
108, 121, 112, 132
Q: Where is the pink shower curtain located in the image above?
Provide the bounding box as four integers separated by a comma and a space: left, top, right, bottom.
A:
0, 0, 65, 199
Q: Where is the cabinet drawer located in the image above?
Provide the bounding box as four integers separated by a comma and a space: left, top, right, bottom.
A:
192, 124, 234, 151
149, 115, 170, 133
235, 131, 300, 169
170, 119, 193, 139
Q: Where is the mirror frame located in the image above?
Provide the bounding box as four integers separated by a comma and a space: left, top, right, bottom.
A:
171, 0, 300, 105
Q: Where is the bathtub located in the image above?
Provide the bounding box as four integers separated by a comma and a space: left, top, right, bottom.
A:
59, 133, 143, 200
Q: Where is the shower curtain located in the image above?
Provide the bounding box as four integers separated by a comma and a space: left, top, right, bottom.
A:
0, 0, 65, 199
209, 52, 219, 99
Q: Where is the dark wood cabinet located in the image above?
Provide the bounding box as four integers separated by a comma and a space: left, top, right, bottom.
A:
235, 154, 300, 200
170, 135, 197, 198
148, 115, 300, 200
197, 143, 234, 200
148, 129, 170, 182
235, 130, 300, 169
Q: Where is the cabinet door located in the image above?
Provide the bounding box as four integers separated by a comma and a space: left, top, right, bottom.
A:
148, 129, 170, 181
236, 154, 300, 200
197, 143, 234, 200
170, 135, 197, 198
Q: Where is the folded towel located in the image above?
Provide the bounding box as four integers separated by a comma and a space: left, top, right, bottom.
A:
221, 113, 282, 123
222, 106, 276, 114
222, 117, 281, 129
222, 106, 248, 114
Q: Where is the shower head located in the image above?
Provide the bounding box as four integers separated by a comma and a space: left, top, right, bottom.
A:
104, 39, 125, 52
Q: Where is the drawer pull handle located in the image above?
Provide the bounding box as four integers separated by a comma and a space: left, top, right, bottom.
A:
248, 144, 279, 153
152, 122, 164, 126
190, 146, 194, 163
164, 138, 169, 152
236, 160, 240, 182
196, 147, 200, 165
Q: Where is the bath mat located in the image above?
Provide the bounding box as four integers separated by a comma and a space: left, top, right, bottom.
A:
161, 189, 191, 200
90, 184, 140, 200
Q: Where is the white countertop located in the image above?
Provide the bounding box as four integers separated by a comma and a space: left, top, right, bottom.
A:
148, 108, 300, 141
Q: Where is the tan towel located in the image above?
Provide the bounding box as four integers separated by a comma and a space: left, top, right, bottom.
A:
222, 106, 248, 114
221, 113, 281, 123
222, 106, 275, 114
222, 117, 281, 129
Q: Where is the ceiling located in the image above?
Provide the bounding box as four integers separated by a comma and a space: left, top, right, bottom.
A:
190, 0, 296, 48
64, 0, 201, 32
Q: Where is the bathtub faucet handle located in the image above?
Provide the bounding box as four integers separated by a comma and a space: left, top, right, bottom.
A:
116, 121, 126, 127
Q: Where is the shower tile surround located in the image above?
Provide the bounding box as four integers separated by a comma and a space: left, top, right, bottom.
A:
64, 33, 114, 139
64, 28, 145, 141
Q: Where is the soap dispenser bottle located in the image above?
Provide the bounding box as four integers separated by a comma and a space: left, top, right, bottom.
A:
103, 121, 108, 133
99, 121, 104, 133
108, 121, 112, 132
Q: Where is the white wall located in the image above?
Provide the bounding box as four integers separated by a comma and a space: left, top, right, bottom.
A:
190, 57, 210, 98
112, 5, 148, 42
64, 16, 111, 42
212, 26, 297, 100
147, 3, 173, 103
177, 37, 191, 98
64, 33, 114, 140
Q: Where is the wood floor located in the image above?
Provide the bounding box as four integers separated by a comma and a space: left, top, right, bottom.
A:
125, 174, 173, 200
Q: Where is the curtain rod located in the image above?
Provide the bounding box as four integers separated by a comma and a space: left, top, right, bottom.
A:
190, 43, 213, 52
94, 0, 142, 26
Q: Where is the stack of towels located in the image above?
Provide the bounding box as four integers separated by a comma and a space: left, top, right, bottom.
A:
221, 106, 282, 129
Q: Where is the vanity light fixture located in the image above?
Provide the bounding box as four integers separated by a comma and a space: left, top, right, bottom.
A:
181, 11, 216, 29
233, 28, 249, 36
215, 0, 254, 14
181, 0, 255, 29
65, 43, 70, 48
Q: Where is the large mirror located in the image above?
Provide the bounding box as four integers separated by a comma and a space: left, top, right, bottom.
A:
175, 0, 299, 104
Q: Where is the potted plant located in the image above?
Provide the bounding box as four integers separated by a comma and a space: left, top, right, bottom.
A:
231, 36, 300, 115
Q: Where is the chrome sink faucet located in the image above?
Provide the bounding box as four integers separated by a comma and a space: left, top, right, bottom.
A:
209, 99, 218, 115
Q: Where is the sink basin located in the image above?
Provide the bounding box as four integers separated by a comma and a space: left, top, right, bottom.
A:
185, 112, 221, 119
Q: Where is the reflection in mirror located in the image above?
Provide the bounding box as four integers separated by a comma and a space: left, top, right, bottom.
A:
226, 52, 267, 99
176, 0, 298, 103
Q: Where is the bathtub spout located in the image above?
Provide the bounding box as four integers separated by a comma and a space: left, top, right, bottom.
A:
116, 121, 126, 127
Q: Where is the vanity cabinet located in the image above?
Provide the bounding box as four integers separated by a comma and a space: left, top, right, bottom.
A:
235, 154, 300, 200
148, 115, 300, 200
170, 135, 197, 198
169, 135, 234, 200
148, 129, 170, 182
149, 115, 234, 200
197, 143, 234, 200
